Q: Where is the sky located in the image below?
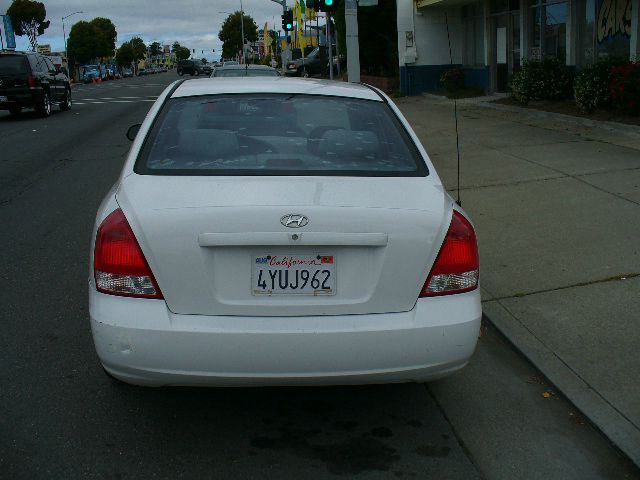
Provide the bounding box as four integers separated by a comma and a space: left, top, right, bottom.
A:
0, 0, 295, 61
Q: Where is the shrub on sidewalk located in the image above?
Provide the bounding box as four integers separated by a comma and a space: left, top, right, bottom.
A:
574, 58, 629, 112
510, 58, 572, 105
440, 68, 465, 96
610, 63, 640, 116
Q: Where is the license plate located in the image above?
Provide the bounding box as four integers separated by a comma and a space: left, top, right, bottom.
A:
0, 96, 8, 102
252, 254, 336, 295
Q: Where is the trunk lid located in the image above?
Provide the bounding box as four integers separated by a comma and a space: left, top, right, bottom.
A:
116, 175, 450, 316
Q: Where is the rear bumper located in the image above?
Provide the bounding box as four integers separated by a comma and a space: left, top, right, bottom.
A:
89, 287, 481, 387
0, 89, 42, 109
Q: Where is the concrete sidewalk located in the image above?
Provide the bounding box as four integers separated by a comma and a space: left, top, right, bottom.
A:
397, 95, 640, 466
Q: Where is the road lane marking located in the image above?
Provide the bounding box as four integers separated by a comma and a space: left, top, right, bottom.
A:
78, 96, 157, 101
72, 97, 159, 106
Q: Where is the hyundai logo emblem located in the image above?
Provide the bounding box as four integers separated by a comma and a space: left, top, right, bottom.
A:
280, 214, 309, 228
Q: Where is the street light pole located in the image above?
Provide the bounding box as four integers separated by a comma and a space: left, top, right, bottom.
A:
240, 0, 245, 64
62, 11, 83, 60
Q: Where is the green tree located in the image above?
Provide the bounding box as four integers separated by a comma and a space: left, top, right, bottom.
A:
115, 41, 135, 67
90, 17, 117, 59
6, 0, 50, 51
67, 21, 97, 64
149, 41, 162, 57
130, 37, 147, 61
172, 42, 191, 61
218, 11, 258, 60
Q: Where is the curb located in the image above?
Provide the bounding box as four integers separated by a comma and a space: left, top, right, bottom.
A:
482, 302, 640, 468
477, 101, 640, 138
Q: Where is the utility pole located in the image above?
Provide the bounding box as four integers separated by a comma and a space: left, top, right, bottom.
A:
345, 0, 360, 82
270, 0, 289, 74
240, 0, 245, 63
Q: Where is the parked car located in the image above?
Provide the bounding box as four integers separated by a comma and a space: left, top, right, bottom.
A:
80, 64, 100, 83
0, 51, 72, 117
211, 64, 280, 77
106, 65, 121, 79
122, 68, 134, 78
90, 78, 481, 386
138, 68, 148, 76
202, 64, 213, 75
176, 59, 203, 76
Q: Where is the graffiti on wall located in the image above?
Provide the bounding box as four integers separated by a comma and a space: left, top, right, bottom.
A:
597, 0, 632, 43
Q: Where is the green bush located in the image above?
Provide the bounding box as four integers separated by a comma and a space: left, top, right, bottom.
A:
574, 58, 629, 112
510, 58, 572, 105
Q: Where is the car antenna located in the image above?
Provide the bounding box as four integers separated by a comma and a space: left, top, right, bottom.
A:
445, 12, 462, 207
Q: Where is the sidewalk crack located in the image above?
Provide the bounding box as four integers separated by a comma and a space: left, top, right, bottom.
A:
482, 273, 640, 302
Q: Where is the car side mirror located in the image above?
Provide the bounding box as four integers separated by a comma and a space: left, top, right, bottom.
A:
126, 123, 142, 141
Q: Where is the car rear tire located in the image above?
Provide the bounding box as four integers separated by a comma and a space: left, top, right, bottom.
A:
177, 69, 184, 76
194, 70, 200, 76
59, 88, 72, 111
8, 106, 22, 117
300, 68, 310, 78
37, 92, 51, 118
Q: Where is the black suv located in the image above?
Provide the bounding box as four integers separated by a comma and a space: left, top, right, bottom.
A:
176, 59, 203, 76
0, 51, 72, 118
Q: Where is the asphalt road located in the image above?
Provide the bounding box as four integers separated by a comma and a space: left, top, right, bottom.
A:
1, 73, 638, 480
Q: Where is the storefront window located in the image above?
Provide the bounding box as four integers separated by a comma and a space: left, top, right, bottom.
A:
579, 0, 596, 64
595, 0, 631, 60
576, 0, 631, 64
491, 0, 509, 14
529, 0, 567, 60
463, 2, 486, 66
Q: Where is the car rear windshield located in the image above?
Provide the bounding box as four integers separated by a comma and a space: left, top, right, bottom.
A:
136, 94, 427, 177
0, 55, 30, 76
214, 69, 278, 77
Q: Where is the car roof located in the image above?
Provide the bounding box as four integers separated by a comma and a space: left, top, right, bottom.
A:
171, 77, 382, 101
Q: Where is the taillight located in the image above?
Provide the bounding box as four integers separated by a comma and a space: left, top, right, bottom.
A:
93, 209, 163, 299
27, 75, 36, 88
420, 210, 479, 297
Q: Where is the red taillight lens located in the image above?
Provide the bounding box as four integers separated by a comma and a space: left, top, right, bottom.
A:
94, 209, 163, 299
27, 75, 36, 88
420, 210, 479, 297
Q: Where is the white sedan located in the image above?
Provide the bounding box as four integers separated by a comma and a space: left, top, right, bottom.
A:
89, 77, 481, 386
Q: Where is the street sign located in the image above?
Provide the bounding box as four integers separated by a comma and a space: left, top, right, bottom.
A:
0, 15, 17, 50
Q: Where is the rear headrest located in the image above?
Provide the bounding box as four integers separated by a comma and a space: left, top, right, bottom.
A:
179, 129, 239, 158
316, 130, 379, 158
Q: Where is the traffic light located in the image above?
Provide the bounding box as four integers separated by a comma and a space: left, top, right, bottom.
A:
282, 9, 294, 31
308, 0, 333, 12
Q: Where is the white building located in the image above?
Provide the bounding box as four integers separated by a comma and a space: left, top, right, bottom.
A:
397, 0, 638, 94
